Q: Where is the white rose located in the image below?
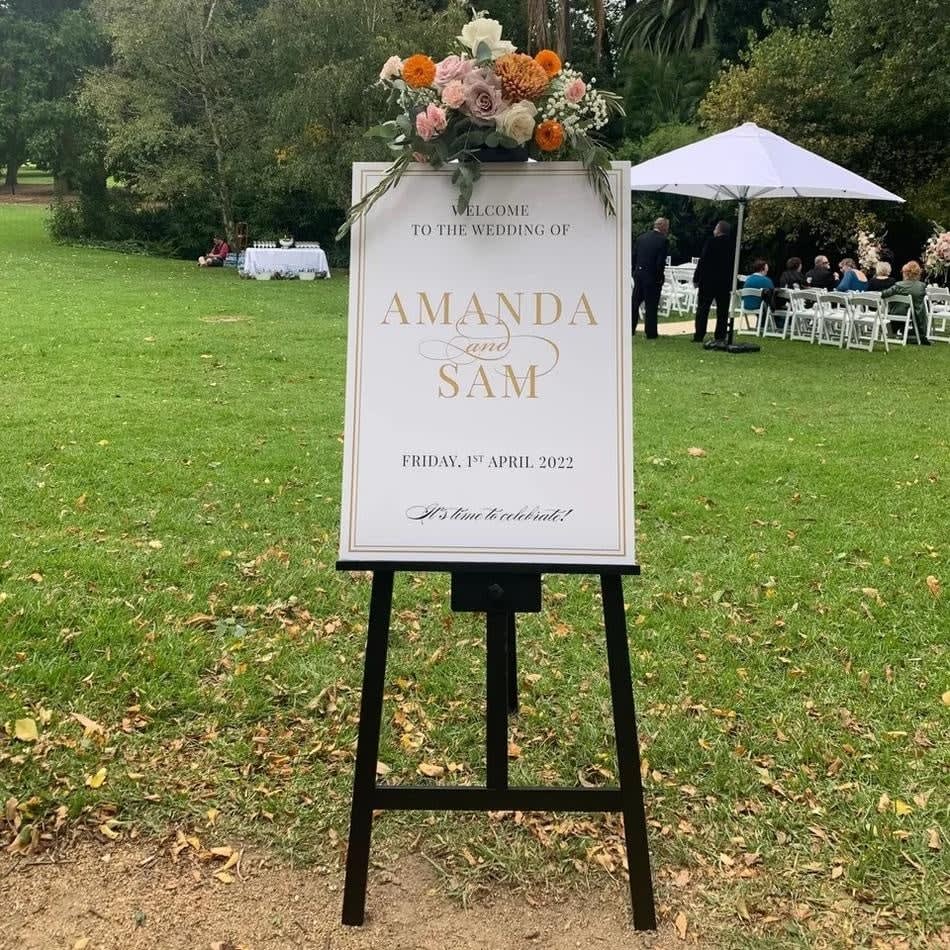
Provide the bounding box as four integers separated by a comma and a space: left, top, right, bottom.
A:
379, 56, 403, 81
496, 100, 537, 145
458, 17, 516, 59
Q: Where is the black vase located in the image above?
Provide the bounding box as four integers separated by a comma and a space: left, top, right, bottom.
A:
475, 146, 530, 163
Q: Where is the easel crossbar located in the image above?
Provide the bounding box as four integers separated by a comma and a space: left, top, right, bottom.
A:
374, 785, 624, 811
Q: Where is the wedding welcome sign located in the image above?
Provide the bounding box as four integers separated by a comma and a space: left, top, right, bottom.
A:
339, 161, 633, 565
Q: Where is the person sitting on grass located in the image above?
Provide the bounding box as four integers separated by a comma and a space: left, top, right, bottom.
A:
198, 235, 230, 267
835, 257, 868, 292
882, 260, 931, 344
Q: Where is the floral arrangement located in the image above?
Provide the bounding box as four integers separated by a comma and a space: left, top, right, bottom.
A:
337, 11, 624, 238
855, 228, 883, 272
922, 223, 950, 280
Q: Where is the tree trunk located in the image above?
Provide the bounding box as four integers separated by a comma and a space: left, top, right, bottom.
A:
557, 0, 572, 61
201, 92, 236, 240
4, 129, 20, 193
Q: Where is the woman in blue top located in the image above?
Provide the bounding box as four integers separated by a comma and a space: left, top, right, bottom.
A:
836, 258, 869, 292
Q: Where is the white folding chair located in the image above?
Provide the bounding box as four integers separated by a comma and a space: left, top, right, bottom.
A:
731, 289, 765, 336
846, 294, 888, 352
667, 266, 697, 314
816, 292, 850, 347
762, 289, 791, 339
788, 289, 820, 342
882, 294, 920, 345
925, 289, 950, 342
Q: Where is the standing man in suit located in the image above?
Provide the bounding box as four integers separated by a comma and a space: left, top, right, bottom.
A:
692, 220, 734, 342
632, 217, 670, 338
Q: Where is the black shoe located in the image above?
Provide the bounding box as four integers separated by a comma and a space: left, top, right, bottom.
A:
921, 338, 932, 346
692, 336, 705, 343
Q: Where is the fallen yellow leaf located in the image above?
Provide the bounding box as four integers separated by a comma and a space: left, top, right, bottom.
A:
926, 575, 940, 597
72, 939, 91, 950
687, 447, 707, 458
213, 870, 235, 884
894, 799, 913, 816
417, 762, 444, 778
14, 719, 38, 743
674, 910, 688, 939
507, 741, 522, 759
85, 767, 107, 789
71, 713, 104, 736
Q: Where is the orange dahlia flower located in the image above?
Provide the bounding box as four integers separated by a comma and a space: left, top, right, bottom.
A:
534, 49, 561, 77
494, 53, 550, 101
534, 119, 565, 152
402, 54, 437, 89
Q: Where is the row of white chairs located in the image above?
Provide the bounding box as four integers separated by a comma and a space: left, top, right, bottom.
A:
733, 288, 950, 351
732, 289, 950, 351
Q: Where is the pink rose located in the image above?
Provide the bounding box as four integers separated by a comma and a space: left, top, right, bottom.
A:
426, 103, 447, 134
565, 78, 586, 104
416, 104, 447, 141
416, 112, 435, 141
442, 80, 466, 109
462, 69, 504, 126
434, 55, 472, 87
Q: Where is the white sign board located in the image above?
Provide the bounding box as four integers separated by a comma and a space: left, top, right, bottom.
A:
339, 162, 633, 565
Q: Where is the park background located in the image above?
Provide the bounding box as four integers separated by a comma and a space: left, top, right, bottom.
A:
2, 0, 948, 267
1, 1, 948, 948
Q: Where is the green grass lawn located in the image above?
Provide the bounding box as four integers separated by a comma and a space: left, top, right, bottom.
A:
1, 204, 947, 947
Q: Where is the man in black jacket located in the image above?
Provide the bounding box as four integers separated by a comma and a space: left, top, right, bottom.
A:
631, 217, 670, 338
804, 255, 837, 290
693, 220, 734, 342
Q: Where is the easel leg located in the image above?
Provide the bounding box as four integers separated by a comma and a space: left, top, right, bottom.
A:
507, 612, 519, 714
342, 570, 395, 926
600, 573, 657, 930
485, 609, 510, 790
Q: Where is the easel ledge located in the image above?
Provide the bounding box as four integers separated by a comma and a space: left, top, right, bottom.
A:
337, 560, 641, 575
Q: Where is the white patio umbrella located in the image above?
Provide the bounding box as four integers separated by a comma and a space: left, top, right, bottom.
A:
628, 122, 904, 300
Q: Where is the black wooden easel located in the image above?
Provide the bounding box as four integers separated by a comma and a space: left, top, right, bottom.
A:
336, 561, 656, 931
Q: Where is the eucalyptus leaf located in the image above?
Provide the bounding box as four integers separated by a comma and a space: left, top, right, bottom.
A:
365, 123, 395, 140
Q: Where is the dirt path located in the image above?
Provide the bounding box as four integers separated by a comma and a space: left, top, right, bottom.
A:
0, 842, 687, 950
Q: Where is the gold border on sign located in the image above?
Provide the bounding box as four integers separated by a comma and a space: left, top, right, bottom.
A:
344, 164, 633, 561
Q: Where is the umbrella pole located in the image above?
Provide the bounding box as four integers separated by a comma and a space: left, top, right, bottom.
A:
728, 199, 746, 345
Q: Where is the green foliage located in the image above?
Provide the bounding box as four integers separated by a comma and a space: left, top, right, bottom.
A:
617, 0, 719, 58
621, 49, 715, 141
699, 0, 950, 261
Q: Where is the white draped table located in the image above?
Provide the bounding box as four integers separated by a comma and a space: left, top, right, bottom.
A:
242, 247, 330, 278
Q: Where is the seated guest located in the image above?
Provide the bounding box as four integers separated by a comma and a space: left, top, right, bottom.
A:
742, 259, 774, 316
199, 235, 230, 267
804, 255, 836, 289
882, 260, 930, 344
779, 257, 804, 289
835, 258, 868, 292
866, 261, 895, 291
